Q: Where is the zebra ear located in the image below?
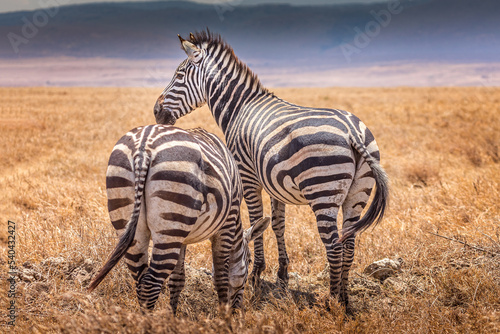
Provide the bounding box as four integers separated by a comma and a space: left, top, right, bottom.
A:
179, 37, 202, 64
189, 32, 196, 43
244, 217, 271, 243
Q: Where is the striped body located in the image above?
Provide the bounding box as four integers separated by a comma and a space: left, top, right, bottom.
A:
89, 125, 270, 312
228, 99, 378, 206
154, 31, 389, 309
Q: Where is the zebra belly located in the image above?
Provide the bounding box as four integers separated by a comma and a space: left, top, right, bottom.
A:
261, 177, 308, 205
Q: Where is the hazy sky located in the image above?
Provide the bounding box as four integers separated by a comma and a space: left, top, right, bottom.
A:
0, 0, 387, 14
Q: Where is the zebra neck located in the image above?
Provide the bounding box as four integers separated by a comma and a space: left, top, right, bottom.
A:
204, 56, 268, 134
206, 82, 268, 135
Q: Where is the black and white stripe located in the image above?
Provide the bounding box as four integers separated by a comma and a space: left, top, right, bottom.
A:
89, 125, 270, 312
154, 31, 389, 308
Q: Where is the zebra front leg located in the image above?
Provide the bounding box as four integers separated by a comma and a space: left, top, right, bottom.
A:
168, 245, 186, 315
243, 185, 266, 288
271, 198, 289, 288
136, 244, 181, 310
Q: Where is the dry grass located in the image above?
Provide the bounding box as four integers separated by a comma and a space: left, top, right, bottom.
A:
1, 87, 499, 333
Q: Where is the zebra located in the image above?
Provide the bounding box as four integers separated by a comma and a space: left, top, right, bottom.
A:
88, 124, 270, 313
153, 31, 389, 309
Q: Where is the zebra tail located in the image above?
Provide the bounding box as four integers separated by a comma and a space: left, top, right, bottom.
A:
88, 150, 151, 292
339, 137, 389, 242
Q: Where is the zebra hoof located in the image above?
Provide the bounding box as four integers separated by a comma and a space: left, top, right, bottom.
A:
169, 304, 179, 316
344, 304, 355, 318
339, 293, 349, 307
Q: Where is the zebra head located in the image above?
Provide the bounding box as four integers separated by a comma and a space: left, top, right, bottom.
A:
227, 217, 270, 308
154, 33, 206, 125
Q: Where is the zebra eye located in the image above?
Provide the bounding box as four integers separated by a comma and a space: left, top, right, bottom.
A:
175, 72, 184, 79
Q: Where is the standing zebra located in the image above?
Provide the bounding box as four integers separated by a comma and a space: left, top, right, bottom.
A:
154, 31, 389, 308
88, 125, 270, 312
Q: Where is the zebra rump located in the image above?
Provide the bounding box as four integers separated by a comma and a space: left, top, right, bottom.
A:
338, 135, 389, 242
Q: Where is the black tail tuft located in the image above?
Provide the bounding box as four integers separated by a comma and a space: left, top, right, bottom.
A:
88, 218, 139, 292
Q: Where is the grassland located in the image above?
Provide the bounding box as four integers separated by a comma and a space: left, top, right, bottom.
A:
0, 87, 499, 333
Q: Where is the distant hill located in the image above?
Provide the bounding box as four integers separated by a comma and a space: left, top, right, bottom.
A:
0, 0, 499, 67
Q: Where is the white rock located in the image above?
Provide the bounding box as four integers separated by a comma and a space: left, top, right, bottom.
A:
363, 258, 402, 281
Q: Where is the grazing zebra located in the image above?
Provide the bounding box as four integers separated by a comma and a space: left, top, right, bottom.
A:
88, 125, 270, 312
153, 31, 389, 308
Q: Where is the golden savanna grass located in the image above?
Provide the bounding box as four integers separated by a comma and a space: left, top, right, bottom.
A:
1, 87, 499, 333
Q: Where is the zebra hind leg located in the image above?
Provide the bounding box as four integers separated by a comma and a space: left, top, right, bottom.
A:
136, 244, 182, 310
168, 245, 187, 315
308, 187, 347, 306
340, 161, 375, 311
271, 198, 289, 289
315, 209, 343, 299
339, 234, 355, 313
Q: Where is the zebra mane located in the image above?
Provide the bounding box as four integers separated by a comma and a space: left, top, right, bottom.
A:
191, 29, 270, 94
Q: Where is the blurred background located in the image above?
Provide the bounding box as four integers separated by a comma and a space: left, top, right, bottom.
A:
1, 0, 499, 87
